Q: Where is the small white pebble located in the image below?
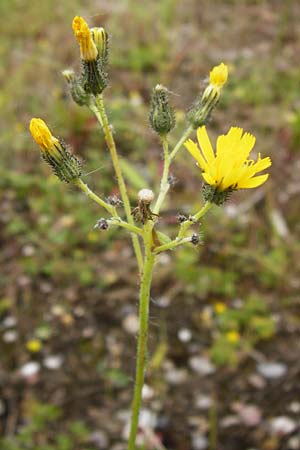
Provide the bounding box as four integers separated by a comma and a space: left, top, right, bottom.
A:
288, 436, 300, 450
157, 253, 171, 265
289, 402, 300, 414
2, 316, 17, 328
257, 362, 287, 379
122, 314, 139, 335
155, 296, 170, 308
3, 330, 18, 343
90, 430, 109, 449
142, 384, 154, 400
270, 416, 297, 436
195, 395, 213, 410
20, 362, 40, 378
189, 356, 215, 375
178, 328, 192, 342
165, 367, 188, 385
22, 245, 35, 257
192, 434, 208, 450
43, 355, 63, 370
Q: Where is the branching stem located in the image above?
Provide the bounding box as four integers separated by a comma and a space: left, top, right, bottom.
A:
90, 95, 144, 273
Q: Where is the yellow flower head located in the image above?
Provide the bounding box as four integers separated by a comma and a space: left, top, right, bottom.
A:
226, 330, 240, 343
29, 118, 59, 152
209, 62, 228, 88
72, 16, 98, 61
185, 126, 272, 193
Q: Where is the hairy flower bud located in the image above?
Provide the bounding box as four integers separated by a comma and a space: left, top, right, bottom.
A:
62, 69, 91, 106
202, 184, 233, 206
29, 118, 82, 183
188, 63, 228, 129
191, 233, 200, 245
149, 84, 175, 136
94, 218, 109, 230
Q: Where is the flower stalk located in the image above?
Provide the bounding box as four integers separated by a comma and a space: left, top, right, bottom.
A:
74, 178, 117, 216
127, 219, 156, 450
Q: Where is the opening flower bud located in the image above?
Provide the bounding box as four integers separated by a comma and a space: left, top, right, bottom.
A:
188, 63, 228, 129
29, 118, 82, 183
72, 16, 98, 62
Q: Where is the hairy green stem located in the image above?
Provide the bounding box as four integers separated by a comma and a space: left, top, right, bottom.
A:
169, 125, 193, 160
74, 178, 117, 216
153, 135, 170, 215
91, 95, 144, 273
127, 220, 155, 450
153, 126, 193, 216
109, 218, 143, 236
177, 201, 213, 238
154, 236, 191, 254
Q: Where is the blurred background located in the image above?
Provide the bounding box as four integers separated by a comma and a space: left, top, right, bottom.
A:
1, 0, 300, 449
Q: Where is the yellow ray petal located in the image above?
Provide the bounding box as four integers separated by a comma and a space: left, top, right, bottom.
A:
184, 139, 208, 171
216, 127, 243, 158
196, 126, 215, 164
252, 156, 272, 173
202, 172, 216, 186
237, 173, 269, 189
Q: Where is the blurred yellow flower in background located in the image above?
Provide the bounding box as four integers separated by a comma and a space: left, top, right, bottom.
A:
226, 331, 240, 343
214, 302, 227, 314
26, 339, 42, 353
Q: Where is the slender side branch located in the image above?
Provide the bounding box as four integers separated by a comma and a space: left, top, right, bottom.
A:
153, 126, 193, 216
127, 220, 155, 450
108, 218, 143, 236
177, 201, 213, 238
154, 236, 192, 254
153, 135, 170, 215
90, 95, 144, 273
74, 178, 117, 216
169, 125, 193, 161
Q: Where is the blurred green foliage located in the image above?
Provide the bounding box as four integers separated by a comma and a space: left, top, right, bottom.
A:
0, 402, 91, 450
211, 295, 276, 367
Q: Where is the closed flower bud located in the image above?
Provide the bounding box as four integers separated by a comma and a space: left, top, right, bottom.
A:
29, 118, 82, 183
62, 69, 91, 106
94, 218, 109, 230
191, 233, 200, 246
91, 27, 109, 63
188, 63, 228, 129
149, 84, 175, 136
